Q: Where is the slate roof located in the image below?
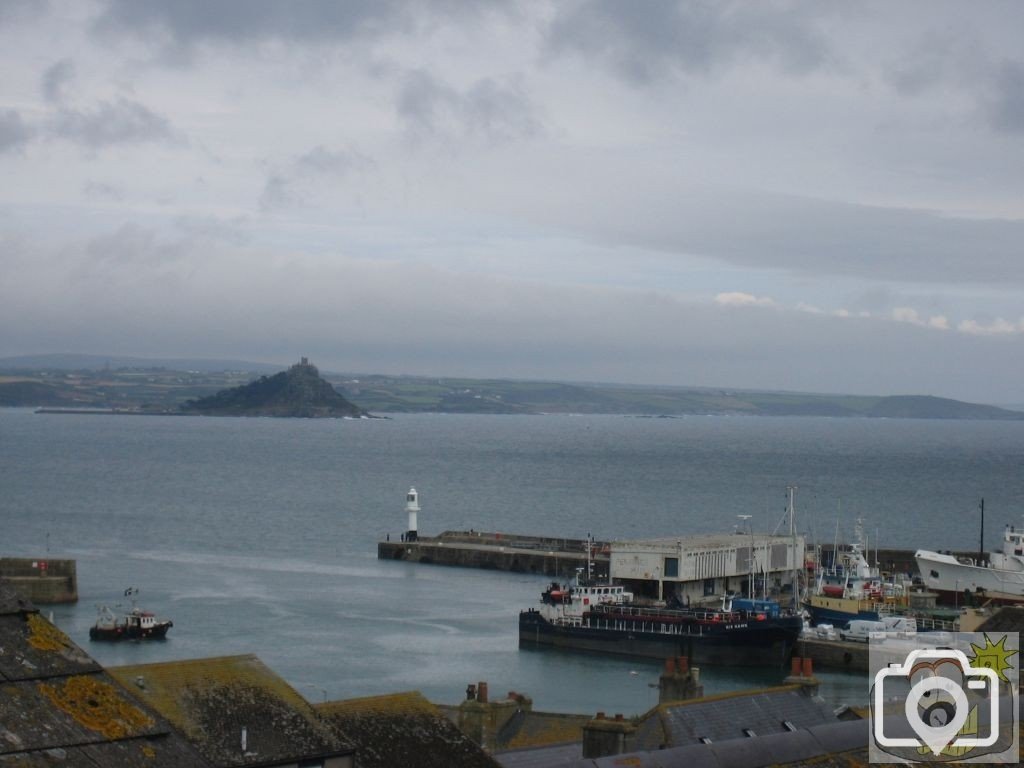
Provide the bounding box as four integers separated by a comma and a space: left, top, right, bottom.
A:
317, 691, 499, 768
495, 710, 591, 752
496, 742, 583, 768
109, 654, 353, 768
0, 581, 210, 766
634, 685, 839, 750
577, 720, 870, 768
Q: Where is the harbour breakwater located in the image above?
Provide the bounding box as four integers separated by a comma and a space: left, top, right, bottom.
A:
377, 529, 966, 582
378, 531, 610, 579
0, 557, 77, 603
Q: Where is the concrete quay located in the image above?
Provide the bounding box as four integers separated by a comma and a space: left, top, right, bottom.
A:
0, 557, 78, 603
377, 530, 610, 579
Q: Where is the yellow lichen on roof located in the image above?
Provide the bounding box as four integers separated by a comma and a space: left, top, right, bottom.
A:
37, 675, 155, 739
319, 691, 437, 717
25, 612, 73, 652
109, 654, 316, 735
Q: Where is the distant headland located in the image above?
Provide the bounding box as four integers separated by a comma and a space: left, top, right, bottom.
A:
2, 353, 1023, 420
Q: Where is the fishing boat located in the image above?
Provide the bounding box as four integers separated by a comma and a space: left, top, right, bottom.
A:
518, 578, 802, 666
89, 589, 173, 641
916, 522, 1024, 606
803, 518, 906, 628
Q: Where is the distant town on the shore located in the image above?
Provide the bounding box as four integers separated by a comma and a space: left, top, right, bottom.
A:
1, 353, 1022, 420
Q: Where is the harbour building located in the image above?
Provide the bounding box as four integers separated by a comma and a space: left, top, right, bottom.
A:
610, 533, 806, 605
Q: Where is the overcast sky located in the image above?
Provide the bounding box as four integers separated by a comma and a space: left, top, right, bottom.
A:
2, 2, 1023, 403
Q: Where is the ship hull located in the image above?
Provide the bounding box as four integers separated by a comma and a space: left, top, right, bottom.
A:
89, 622, 172, 641
915, 550, 1024, 605
518, 609, 799, 667
803, 594, 881, 629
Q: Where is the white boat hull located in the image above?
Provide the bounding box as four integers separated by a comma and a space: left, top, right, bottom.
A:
915, 549, 1024, 604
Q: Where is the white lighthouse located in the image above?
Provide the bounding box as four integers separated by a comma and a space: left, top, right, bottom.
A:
406, 487, 420, 542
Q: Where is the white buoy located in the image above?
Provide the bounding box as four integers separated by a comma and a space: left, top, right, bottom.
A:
406, 487, 420, 541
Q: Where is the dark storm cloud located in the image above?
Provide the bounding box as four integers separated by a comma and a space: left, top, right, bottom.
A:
51, 98, 177, 147
989, 60, 1024, 133
0, 109, 33, 152
41, 58, 75, 103
397, 70, 541, 143
544, 0, 832, 84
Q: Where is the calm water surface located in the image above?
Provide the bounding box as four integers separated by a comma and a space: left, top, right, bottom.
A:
3, 409, 1024, 713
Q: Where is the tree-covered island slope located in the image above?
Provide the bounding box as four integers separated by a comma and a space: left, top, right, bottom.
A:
181, 358, 369, 418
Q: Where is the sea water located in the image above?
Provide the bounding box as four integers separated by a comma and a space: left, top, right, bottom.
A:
2, 408, 1023, 713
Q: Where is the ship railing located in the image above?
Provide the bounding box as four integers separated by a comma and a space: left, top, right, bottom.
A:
583, 615, 708, 637
916, 616, 958, 632
590, 603, 744, 623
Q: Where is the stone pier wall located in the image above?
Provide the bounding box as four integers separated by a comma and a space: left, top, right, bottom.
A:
0, 558, 78, 603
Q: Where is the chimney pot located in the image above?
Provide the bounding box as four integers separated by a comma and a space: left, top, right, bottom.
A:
664, 657, 676, 675
596, 711, 606, 720
677, 656, 688, 673
615, 714, 624, 721
466, 683, 477, 701
477, 681, 488, 704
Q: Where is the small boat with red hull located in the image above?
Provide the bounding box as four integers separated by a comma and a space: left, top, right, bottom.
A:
89, 590, 173, 641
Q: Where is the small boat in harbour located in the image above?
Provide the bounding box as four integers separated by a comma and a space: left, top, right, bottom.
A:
89, 589, 173, 641
519, 577, 802, 667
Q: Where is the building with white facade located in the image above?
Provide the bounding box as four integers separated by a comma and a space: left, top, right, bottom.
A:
610, 533, 806, 605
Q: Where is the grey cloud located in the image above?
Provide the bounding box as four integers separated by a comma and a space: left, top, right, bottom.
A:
398, 70, 541, 143
83, 223, 189, 270
989, 61, 1024, 133
544, 0, 832, 85
295, 145, 372, 176
531, 185, 1024, 286
93, 0, 505, 49
0, 0, 47, 26
0, 109, 33, 152
4, 234, 1022, 402
259, 174, 293, 212
42, 58, 75, 103
94, 0, 398, 46
51, 98, 177, 147
82, 181, 124, 200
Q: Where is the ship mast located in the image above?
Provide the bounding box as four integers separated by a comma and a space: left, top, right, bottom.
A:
787, 485, 800, 607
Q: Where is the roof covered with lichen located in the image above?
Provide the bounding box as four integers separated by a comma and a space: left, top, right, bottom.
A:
318, 691, 499, 768
109, 654, 353, 767
0, 581, 210, 766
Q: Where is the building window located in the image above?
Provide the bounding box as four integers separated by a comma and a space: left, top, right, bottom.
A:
703, 578, 715, 596
664, 557, 679, 578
